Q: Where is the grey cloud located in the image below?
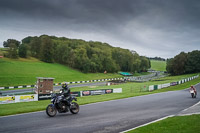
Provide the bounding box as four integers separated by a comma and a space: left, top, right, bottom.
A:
0, 0, 200, 58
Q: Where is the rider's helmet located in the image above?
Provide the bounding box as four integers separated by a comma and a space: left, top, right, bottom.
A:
61, 82, 68, 89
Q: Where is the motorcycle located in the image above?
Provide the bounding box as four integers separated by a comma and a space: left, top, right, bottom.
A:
190, 90, 196, 98
46, 91, 79, 117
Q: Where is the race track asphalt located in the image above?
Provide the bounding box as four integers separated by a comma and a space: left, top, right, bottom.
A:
0, 84, 199, 133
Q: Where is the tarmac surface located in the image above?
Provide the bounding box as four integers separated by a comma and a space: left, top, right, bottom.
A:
177, 84, 200, 116
177, 100, 200, 116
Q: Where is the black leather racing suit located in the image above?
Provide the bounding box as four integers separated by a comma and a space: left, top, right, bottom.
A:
61, 85, 71, 105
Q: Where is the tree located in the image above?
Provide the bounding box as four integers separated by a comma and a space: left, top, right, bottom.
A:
140, 56, 150, 72
166, 52, 187, 75
166, 58, 174, 74
90, 54, 101, 72
18, 44, 27, 58
29, 37, 41, 57
132, 52, 141, 73
3, 39, 20, 48
185, 50, 200, 73
40, 36, 54, 63
22, 36, 34, 44
7, 43, 18, 58
74, 47, 90, 72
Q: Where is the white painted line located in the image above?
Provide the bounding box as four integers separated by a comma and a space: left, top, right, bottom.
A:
120, 115, 175, 133
0, 87, 4, 90
178, 112, 200, 116
181, 101, 200, 112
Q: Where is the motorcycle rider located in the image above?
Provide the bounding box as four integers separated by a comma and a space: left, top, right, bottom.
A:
61, 82, 71, 104
190, 85, 197, 95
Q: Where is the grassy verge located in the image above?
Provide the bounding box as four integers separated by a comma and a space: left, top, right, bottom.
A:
127, 114, 200, 133
0, 73, 199, 116
0, 57, 122, 87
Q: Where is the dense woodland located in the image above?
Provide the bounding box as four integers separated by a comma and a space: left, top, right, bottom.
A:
166, 50, 200, 75
3, 35, 151, 73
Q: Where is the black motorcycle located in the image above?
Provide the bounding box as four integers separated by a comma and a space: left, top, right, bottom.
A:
46, 92, 79, 117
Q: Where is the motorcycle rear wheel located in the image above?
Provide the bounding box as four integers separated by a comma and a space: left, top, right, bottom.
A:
46, 104, 57, 117
191, 93, 194, 98
70, 102, 79, 114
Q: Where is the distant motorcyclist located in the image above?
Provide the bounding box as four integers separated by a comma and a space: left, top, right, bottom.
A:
190, 85, 197, 95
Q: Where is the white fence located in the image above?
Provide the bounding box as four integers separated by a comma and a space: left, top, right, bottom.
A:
0, 94, 38, 104
149, 75, 199, 91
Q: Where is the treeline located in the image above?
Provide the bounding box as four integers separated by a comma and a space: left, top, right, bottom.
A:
166, 50, 200, 75
3, 35, 151, 73
148, 57, 165, 61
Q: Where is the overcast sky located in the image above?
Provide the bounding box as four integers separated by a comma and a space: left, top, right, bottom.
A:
0, 0, 200, 58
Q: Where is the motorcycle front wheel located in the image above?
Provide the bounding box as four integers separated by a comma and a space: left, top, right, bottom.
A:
70, 102, 79, 114
46, 104, 57, 117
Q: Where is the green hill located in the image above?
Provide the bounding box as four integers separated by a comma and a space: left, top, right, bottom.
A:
150, 60, 166, 71
0, 58, 122, 87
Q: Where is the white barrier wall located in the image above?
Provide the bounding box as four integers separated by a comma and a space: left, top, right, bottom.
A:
0, 96, 15, 104
158, 85, 162, 89
113, 88, 122, 93
0, 94, 38, 104
149, 75, 199, 91
149, 85, 154, 91
161, 83, 170, 88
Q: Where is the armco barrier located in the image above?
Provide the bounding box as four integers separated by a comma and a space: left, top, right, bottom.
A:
0, 77, 124, 90
149, 75, 199, 91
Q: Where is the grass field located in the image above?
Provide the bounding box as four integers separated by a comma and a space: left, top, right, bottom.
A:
128, 114, 200, 133
0, 73, 199, 116
150, 60, 166, 71
0, 57, 122, 87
